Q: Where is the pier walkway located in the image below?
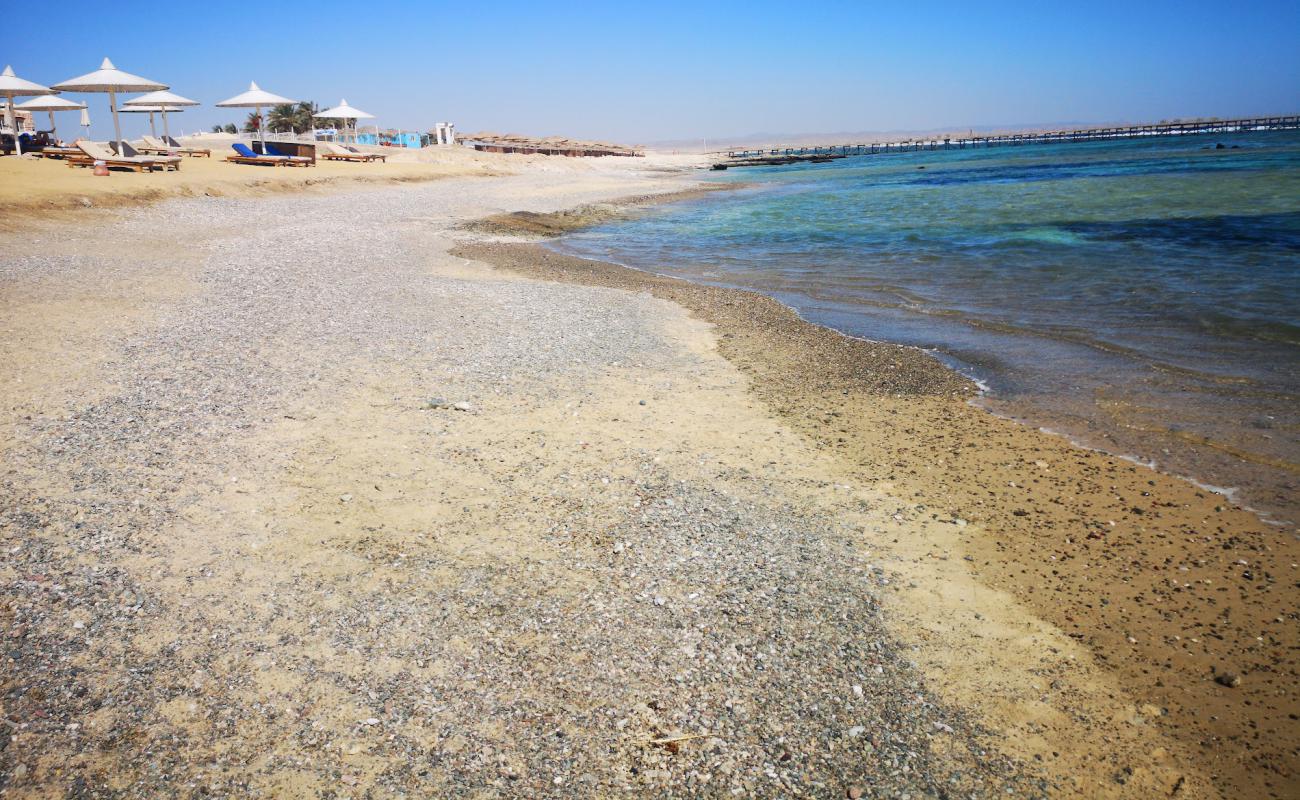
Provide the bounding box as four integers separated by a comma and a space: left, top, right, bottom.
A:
714, 115, 1300, 164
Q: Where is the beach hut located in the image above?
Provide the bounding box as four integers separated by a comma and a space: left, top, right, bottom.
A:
52, 58, 167, 157
125, 90, 199, 142
16, 95, 86, 142
314, 99, 373, 144
0, 65, 53, 156
215, 82, 297, 148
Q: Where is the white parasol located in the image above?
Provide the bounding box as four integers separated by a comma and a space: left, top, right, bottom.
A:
15, 94, 86, 142
215, 81, 296, 147
52, 58, 167, 156
314, 98, 373, 144
118, 104, 173, 138
124, 90, 198, 142
0, 65, 52, 156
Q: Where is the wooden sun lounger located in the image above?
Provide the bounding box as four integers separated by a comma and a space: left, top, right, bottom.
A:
65, 155, 165, 173
138, 144, 212, 158
226, 143, 314, 167
38, 147, 82, 159
70, 141, 182, 172
321, 152, 385, 162
320, 143, 387, 162
225, 154, 285, 167
139, 137, 211, 158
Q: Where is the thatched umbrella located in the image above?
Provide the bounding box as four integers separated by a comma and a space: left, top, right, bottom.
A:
117, 104, 168, 138
216, 81, 297, 147
314, 99, 374, 144
125, 90, 199, 142
52, 58, 167, 156
1, 65, 53, 156
14, 94, 85, 142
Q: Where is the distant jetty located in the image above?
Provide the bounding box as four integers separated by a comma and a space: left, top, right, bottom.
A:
711, 114, 1299, 168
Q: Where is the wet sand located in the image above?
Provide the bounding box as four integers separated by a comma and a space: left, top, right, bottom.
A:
455, 226, 1300, 799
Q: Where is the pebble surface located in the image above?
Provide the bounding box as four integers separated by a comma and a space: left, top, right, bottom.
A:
1, 175, 1033, 797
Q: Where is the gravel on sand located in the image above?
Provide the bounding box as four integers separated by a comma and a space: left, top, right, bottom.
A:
0, 177, 1035, 797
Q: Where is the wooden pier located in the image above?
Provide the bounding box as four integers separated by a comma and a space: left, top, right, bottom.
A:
712, 114, 1300, 167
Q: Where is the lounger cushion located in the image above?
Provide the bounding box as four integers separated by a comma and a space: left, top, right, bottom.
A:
232, 142, 283, 159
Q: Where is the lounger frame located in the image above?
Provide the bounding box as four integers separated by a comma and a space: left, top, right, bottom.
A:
65, 156, 180, 173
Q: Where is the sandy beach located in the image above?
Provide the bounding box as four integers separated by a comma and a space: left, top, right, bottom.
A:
1, 149, 1295, 799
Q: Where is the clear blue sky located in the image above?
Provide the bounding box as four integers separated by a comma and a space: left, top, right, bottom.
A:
5, 0, 1298, 143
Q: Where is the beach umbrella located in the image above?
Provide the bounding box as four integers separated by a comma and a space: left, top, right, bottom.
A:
125, 90, 198, 142
79, 107, 91, 139
15, 94, 86, 142
314, 99, 373, 144
0, 65, 52, 156
52, 58, 167, 157
118, 105, 179, 139
216, 81, 296, 148
118, 105, 158, 137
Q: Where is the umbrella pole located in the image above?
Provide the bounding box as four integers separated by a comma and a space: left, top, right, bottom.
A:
162, 109, 171, 141
149, 111, 157, 139
49, 110, 56, 140
109, 88, 124, 156
6, 92, 20, 157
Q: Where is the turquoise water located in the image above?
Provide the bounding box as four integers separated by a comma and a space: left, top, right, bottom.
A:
555, 131, 1300, 524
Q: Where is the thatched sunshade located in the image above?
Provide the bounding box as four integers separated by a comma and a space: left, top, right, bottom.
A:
117, 104, 178, 138
1, 66, 53, 156
125, 90, 198, 142
216, 81, 297, 146
14, 94, 84, 141
314, 99, 374, 143
52, 58, 167, 156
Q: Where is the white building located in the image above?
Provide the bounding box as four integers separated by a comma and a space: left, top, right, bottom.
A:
431, 122, 455, 146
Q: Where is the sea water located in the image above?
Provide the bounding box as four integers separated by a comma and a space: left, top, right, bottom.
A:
553, 130, 1300, 525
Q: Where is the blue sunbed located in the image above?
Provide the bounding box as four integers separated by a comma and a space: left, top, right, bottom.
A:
227, 142, 312, 167
263, 143, 313, 164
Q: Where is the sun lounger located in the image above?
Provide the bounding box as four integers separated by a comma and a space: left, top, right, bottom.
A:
138, 135, 211, 158
226, 142, 312, 167
226, 142, 285, 166
320, 142, 387, 162
262, 143, 314, 165
38, 146, 82, 159
68, 140, 180, 172
345, 145, 387, 161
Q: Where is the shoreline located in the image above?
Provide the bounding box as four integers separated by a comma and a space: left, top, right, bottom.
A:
453, 210, 1300, 797
1, 162, 1294, 797
475, 195, 1292, 530
553, 188, 1300, 533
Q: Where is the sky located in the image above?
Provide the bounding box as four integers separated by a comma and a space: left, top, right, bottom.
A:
4, 0, 1298, 145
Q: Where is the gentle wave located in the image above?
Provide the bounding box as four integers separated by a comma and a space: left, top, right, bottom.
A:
557, 129, 1300, 523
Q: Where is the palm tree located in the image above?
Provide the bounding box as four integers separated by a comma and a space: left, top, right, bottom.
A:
265, 101, 331, 134
266, 103, 297, 132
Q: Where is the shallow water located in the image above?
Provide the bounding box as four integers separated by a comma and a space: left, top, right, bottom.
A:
554, 131, 1300, 525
